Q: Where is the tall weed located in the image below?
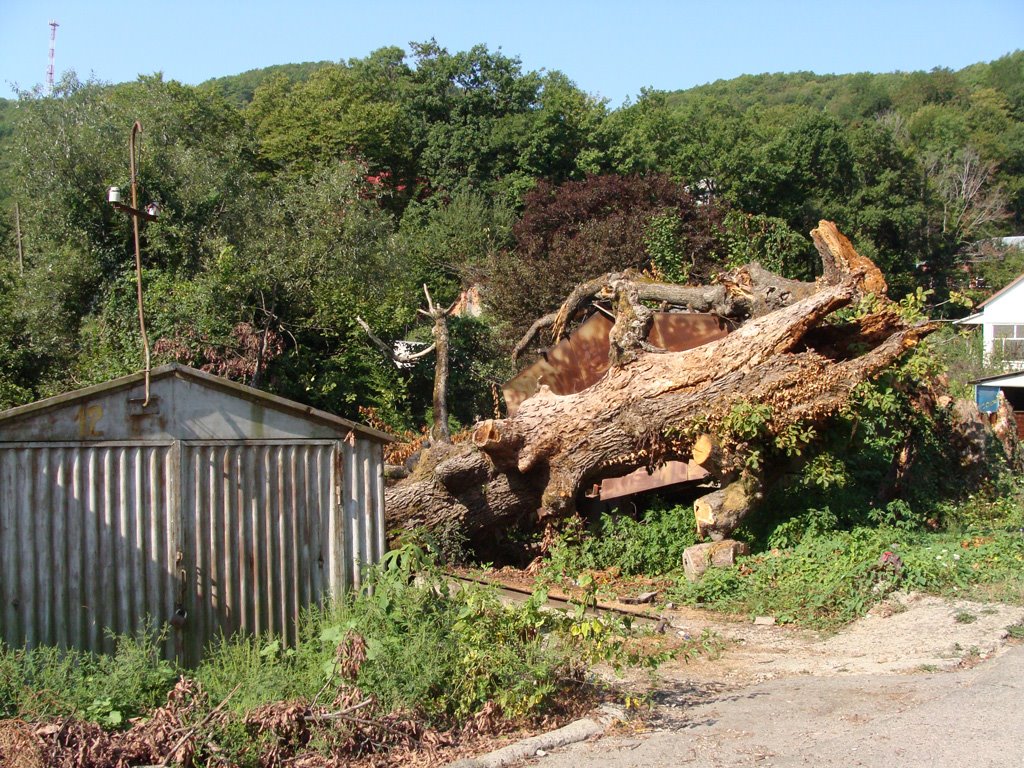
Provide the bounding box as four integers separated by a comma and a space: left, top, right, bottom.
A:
0, 627, 177, 726
546, 502, 699, 579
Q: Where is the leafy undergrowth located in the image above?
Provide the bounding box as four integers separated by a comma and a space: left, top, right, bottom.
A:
539, 491, 1024, 632
671, 526, 1024, 629
0, 547, 675, 768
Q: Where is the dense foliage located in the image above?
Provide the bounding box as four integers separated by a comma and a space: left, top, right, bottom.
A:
0, 548, 687, 764
0, 46, 1021, 433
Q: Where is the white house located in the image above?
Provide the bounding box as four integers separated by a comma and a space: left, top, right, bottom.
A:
958, 271, 1024, 370
958, 268, 1024, 438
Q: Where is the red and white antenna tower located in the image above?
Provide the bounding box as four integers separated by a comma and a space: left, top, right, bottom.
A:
47, 20, 59, 94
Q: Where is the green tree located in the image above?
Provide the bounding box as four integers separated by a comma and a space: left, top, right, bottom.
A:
247, 50, 416, 184
407, 41, 553, 200
5, 73, 256, 392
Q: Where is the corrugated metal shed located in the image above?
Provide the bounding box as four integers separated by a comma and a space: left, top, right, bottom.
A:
0, 364, 391, 664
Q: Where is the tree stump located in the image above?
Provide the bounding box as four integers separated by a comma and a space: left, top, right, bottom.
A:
683, 540, 751, 581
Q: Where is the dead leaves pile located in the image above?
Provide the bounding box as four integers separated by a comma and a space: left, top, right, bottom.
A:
1, 675, 486, 768
2, 628, 600, 767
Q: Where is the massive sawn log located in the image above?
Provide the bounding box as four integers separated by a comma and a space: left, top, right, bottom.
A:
385, 222, 934, 551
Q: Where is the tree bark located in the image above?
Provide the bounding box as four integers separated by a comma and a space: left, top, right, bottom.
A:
420, 287, 453, 443
385, 222, 935, 550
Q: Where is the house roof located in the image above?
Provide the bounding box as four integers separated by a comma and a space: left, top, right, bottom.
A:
0, 363, 394, 443
977, 271, 1024, 310
955, 311, 983, 325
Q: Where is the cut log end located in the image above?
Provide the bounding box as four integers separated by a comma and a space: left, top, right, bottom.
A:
694, 481, 756, 540
683, 540, 751, 581
691, 433, 717, 467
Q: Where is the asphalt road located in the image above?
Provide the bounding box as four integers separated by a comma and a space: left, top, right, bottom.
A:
530, 644, 1024, 767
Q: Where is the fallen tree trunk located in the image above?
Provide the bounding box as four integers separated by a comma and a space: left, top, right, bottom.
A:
385, 222, 935, 553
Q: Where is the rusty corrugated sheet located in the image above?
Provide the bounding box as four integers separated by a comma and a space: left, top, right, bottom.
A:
0, 443, 177, 656
589, 460, 709, 501
178, 441, 366, 664
504, 312, 731, 416
341, 437, 387, 592
1, 437, 386, 663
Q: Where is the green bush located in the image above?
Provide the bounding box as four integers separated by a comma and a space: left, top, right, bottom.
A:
546, 502, 699, 579
189, 547, 585, 727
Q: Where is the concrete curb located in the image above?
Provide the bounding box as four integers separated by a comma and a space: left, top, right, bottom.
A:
447, 707, 621, 768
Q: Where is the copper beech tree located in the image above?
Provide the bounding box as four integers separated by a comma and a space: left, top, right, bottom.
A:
384, 222, 935, 555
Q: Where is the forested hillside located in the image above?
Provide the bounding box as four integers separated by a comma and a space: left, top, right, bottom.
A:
0, 45, 1021, 432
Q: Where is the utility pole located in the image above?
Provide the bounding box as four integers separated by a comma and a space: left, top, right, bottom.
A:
14, 203, 24, 274
108, 123, 159, 404
47, 20, 59, 95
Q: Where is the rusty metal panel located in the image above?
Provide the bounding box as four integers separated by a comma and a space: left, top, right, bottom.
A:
591, 460, 710, 501
0, 443, 176, 656
0, 365, 394, 444
504, 312, 732, 416
648, 313, 733, 353
175, 439, 384, 663
1, 438, 385, 663
0, 366, 389, 663
340, 437, 387, 592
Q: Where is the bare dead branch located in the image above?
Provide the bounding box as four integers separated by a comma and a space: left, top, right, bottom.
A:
512, 312, 558, 364
355, 316, 436, 364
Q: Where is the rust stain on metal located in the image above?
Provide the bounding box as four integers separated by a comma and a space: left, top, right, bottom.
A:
504, 311, 731, 416
588, 460, 709, 501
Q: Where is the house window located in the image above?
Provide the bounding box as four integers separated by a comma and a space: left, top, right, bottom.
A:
993, 325, 1024, 361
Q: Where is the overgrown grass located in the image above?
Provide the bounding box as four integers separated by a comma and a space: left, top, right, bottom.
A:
0, 545, 668, 760
670, 525, 1024, 629
545, 502, 699, 579
541, 486, 1024, 631
0, 627, 177, 726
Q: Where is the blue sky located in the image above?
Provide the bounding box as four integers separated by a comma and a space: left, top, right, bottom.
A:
0, 1, 1021, 105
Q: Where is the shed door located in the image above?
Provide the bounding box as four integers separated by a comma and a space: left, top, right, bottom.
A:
177, 441, 342, 663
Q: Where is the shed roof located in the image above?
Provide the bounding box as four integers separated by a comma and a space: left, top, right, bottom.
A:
0, 364, 394, 443
970, 370, 1024, 388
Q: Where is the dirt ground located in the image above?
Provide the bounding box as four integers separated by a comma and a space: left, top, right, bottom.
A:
512, 592, 1024, 767
655, 590, 1024, 682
